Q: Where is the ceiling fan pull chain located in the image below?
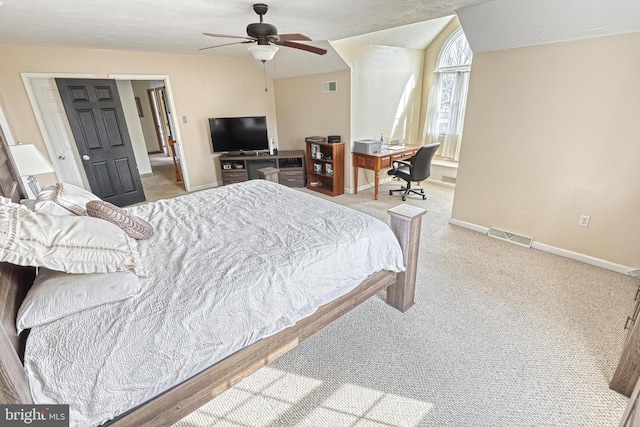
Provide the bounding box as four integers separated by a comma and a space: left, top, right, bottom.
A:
263, 60, 268, 92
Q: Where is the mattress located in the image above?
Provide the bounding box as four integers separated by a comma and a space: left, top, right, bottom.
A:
23, 180, 405, 426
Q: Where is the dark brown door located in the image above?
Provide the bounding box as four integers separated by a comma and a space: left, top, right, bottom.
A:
56, 78, 145, 206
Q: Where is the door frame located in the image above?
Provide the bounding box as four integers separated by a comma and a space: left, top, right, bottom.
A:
21, 73, 96, 190
147, 87, 167, 153
108, 74, 188, 191
21, 72, 190, 193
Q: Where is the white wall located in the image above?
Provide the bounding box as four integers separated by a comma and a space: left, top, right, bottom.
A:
0, 44, 278, 191
115, 80, 152, 175
131, 80, 162, 153
452, 32, 640, 269
330, 40, 425, 192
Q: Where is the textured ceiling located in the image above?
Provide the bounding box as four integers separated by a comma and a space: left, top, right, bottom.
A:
0, 0, 484, 54
1, 0, 639, 79
458, 0, 640, 53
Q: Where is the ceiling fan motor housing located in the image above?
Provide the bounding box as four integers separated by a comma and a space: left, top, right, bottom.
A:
247, 22, 277, 39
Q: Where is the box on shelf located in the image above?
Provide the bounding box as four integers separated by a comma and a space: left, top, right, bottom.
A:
353, 139, 382, 154
305, 136, 326, 143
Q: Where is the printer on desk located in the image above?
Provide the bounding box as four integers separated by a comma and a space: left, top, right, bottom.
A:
353, 139, 382, 154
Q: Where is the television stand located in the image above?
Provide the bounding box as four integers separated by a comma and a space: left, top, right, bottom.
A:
219, 150, 305, 187
228, 150, 267, 156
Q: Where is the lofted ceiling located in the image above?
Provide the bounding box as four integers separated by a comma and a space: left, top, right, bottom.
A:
0, 0, 639, 79
458, 0, 640, 53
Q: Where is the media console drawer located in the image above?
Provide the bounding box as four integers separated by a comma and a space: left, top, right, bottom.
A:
219, 150, 305, 188
221, 170, 248, 185
279, 170, 305, 187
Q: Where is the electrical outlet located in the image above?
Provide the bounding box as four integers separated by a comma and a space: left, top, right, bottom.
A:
182, 116, 188, 123
579, 215, 591, 227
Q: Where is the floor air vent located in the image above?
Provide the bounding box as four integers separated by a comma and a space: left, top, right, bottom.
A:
488, 227, 533, 248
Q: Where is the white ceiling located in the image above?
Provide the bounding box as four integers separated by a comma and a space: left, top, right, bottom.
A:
1, 0, 639, 79
458, 0, 640, 53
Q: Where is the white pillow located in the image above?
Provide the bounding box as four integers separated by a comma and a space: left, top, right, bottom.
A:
34, 185, 75, 216
16, 268, 142, 333
34, 183, 100, 216
0, 197, 146, 276
19, 199, 37, 211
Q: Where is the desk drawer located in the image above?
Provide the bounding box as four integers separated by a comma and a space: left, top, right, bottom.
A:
356, 156, 377, 169
379, 156, 391, 169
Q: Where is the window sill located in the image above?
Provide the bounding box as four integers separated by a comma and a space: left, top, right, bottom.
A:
432, 159, 458, 169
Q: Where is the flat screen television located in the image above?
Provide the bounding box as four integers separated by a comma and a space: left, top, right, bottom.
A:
209, 116, 269, 153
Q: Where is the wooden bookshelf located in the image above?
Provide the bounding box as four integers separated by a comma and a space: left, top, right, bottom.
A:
305, 141, 344, 196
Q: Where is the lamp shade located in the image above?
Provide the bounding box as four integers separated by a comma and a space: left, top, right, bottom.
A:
8, 144, 55, 176
248, 45, 279, 61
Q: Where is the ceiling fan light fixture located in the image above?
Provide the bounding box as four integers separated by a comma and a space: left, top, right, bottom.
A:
248, 44, 279, 61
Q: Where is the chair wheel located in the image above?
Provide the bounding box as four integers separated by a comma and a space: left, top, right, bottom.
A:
402, 196, 406, 201
389, 190, 393, 195
422, 195, 426, 200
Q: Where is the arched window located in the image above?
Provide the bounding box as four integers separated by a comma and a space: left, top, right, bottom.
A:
424, 29, 472, 161
438, 29, 473, 69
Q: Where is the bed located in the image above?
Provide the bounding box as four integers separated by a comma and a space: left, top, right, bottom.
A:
0, 140, 426, 426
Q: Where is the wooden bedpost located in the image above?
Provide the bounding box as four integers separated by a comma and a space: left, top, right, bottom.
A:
387, 204, 427, 312
0, 263, 35, 404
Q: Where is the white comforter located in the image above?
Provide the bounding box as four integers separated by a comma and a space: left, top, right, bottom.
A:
24, 180, 405, 426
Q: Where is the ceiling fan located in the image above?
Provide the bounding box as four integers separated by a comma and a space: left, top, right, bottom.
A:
200, 3, 327, 61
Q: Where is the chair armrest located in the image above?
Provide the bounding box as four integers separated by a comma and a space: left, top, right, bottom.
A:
388, 159, 412, 177
391, 159, 412, 168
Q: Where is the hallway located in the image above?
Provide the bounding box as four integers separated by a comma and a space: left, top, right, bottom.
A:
140, 153, 186, 202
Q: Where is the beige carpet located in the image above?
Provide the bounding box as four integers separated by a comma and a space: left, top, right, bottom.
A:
140, 162, 186, 202
165, 181, 636, 427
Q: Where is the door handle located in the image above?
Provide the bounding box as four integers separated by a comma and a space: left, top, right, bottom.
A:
58, 155, 66, 160
82, 155, 90, 161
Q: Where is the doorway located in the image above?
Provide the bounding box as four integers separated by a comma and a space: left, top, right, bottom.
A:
56, 78, 147, 206
21, 73, 189, 202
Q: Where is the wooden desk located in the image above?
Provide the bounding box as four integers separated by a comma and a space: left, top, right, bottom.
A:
353, 145, 420, 200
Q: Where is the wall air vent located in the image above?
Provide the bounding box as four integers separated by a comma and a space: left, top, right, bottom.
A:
322, 81, 337, 93
442, 175, 457, 184
487, 227, 533, 248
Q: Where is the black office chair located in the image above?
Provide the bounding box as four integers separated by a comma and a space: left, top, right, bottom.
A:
387, 142, 441, 201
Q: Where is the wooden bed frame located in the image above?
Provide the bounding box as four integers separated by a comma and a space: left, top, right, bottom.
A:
0, 139, 427, 426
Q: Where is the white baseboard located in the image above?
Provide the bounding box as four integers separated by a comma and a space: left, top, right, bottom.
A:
188, 181, 221, 192
448, 218, 634, 275
425, 178, 456, 188
448, 218, 489, 234
352, 179, 452, 194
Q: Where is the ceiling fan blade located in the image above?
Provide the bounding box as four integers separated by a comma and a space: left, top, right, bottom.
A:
273, 33, 311, 42
203, 32, 253, 41
279, 41, 327, 55
199, 40, 254, 51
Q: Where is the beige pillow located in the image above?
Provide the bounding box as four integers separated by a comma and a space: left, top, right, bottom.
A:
35, 183, 100, 216
0, 197, 145, 276
86, 200, 154, 240
16, 268, 142, 333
